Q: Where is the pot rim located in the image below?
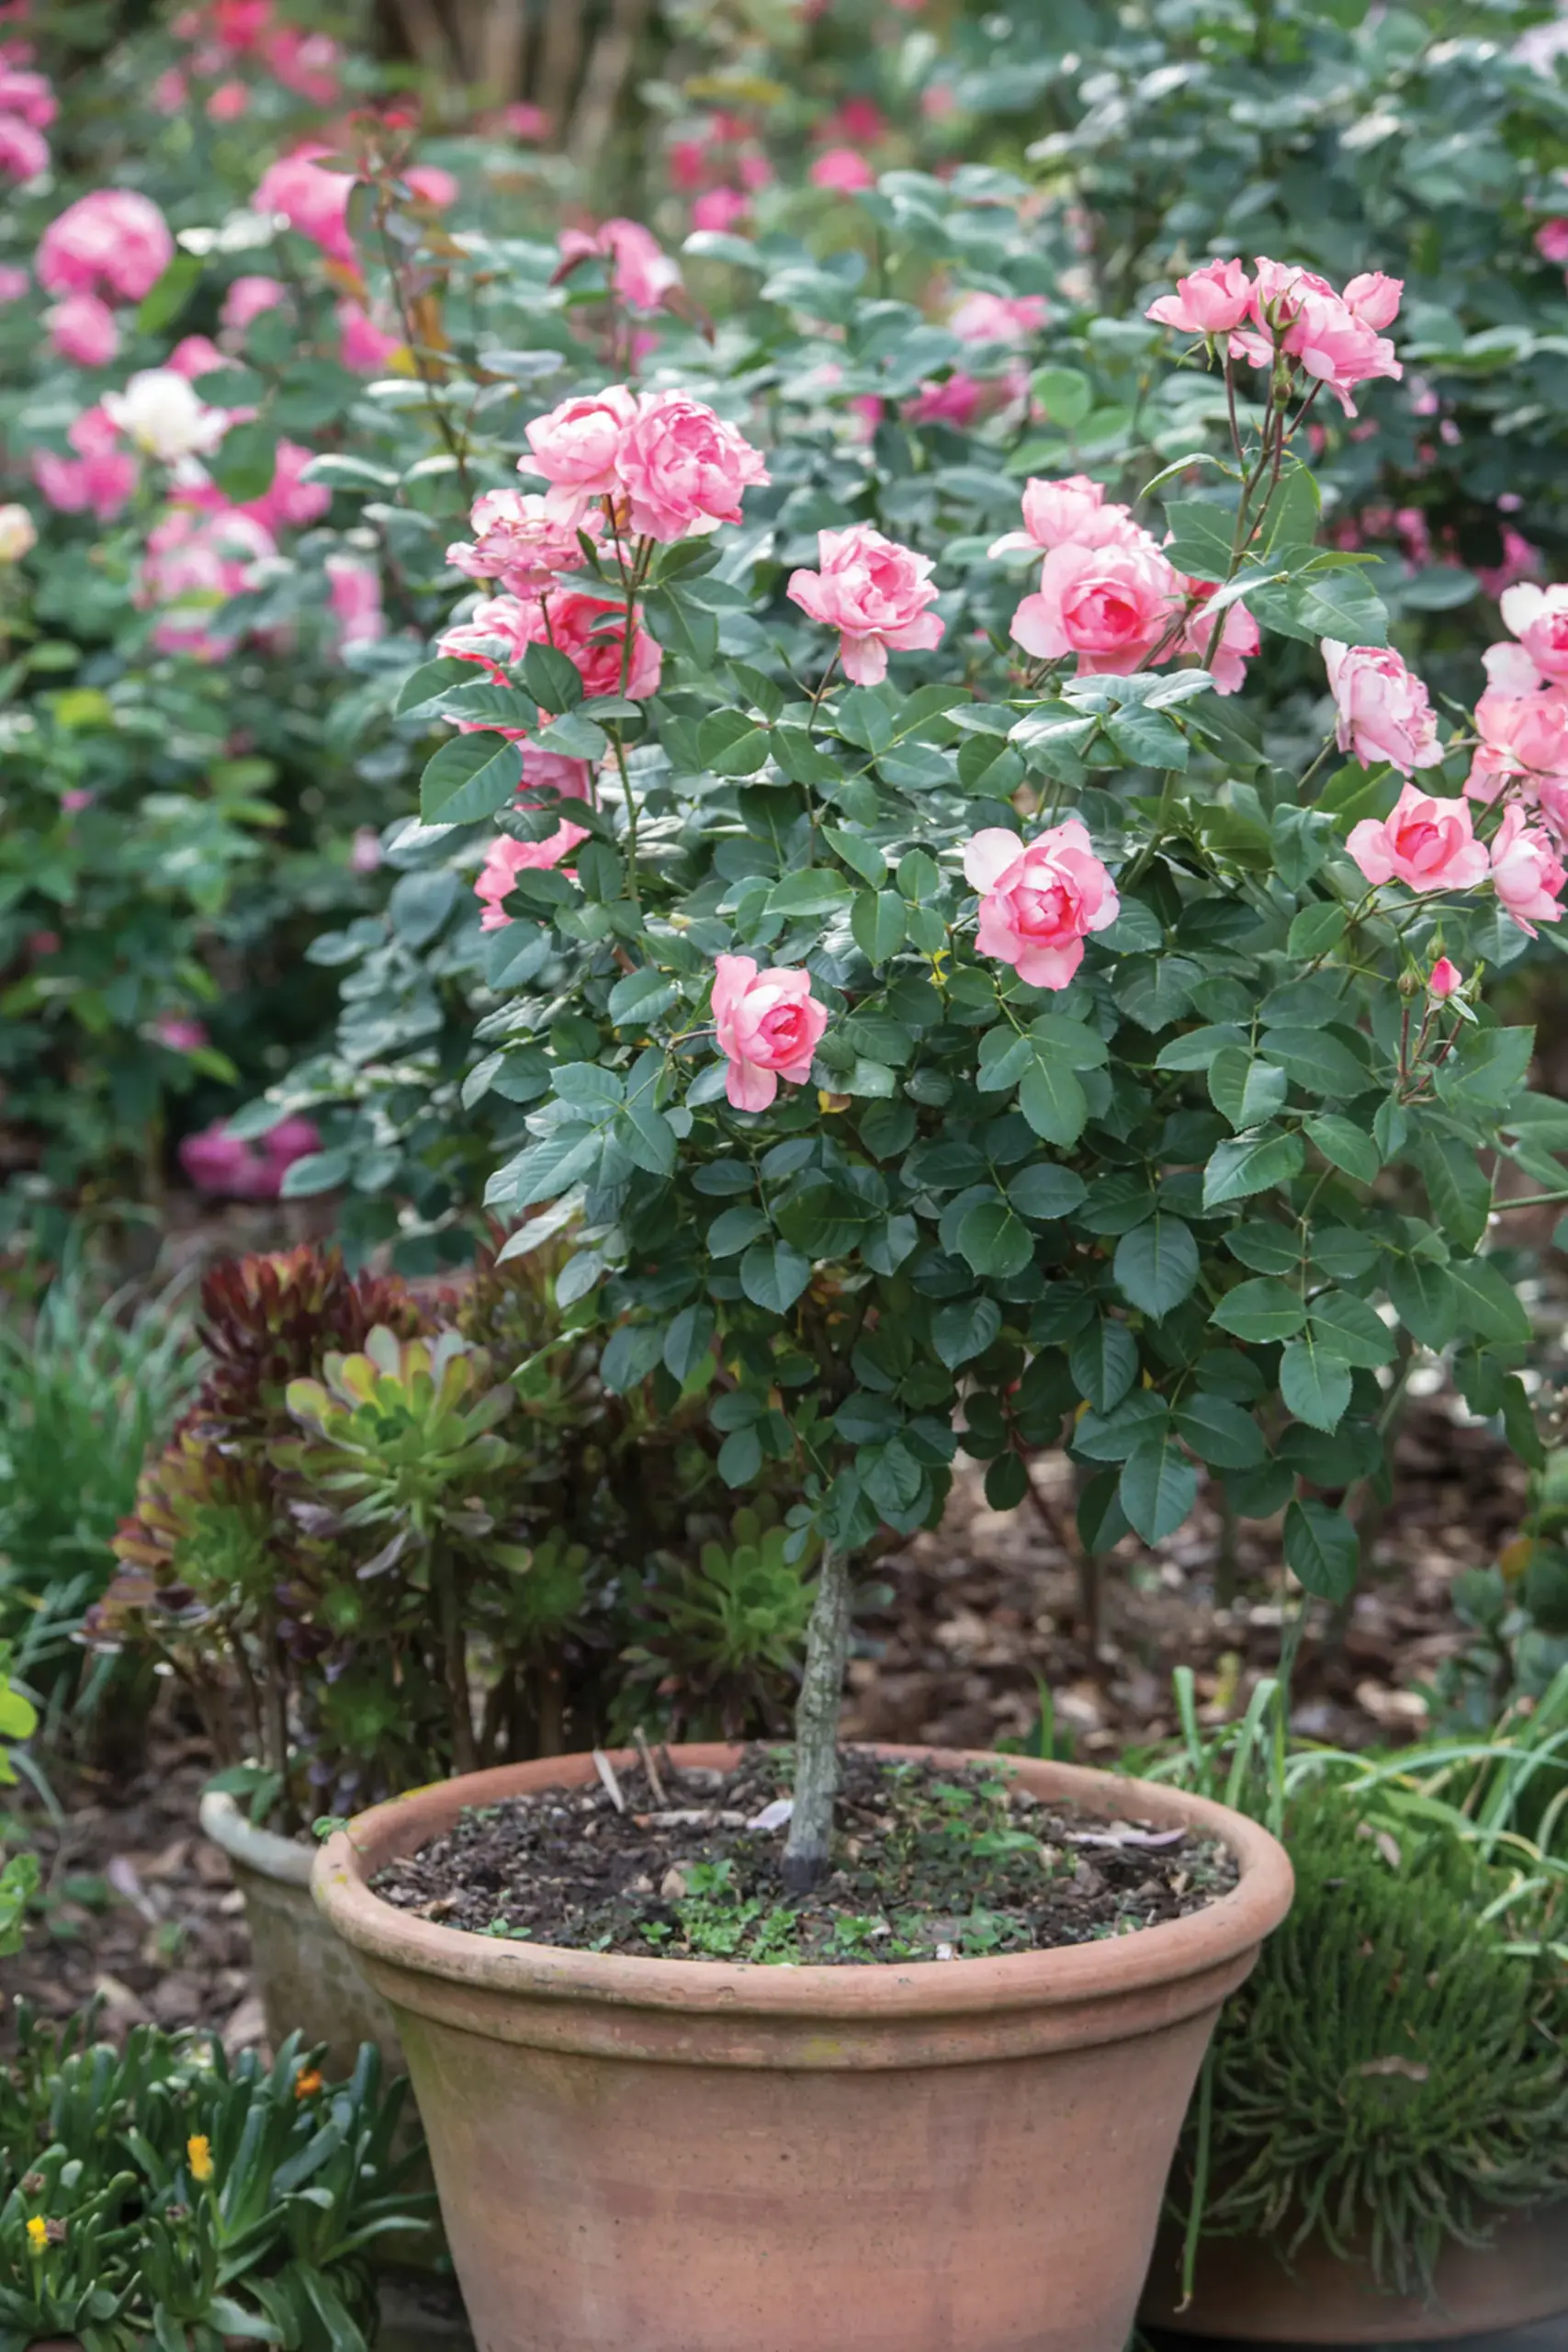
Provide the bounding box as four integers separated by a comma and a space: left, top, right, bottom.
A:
313, 1743, 1292, 2021
200, 1786, 314, 1889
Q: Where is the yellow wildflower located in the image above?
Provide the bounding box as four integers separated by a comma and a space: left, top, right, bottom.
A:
25, 2215, 47, 2254
186, 2134, 214, 2185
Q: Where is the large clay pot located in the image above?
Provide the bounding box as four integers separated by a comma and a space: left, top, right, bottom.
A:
1140, 2199, 1568, 2343
313, 1742, 1293, 2352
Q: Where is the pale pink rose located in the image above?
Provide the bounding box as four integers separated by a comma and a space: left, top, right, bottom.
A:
1427, 956, 1463, 1000
475, 823, 591, 929
1010, 537, 1179, 674
1538, 220, 1568, 264
1323, 639, 1443, 775
1281, 288, 1402, 417
558, 219, 680, 311
809, 147, 875, 193
45, 291, 118, 367
404, 162, 459, 209
137, 503, 276, 661
336, 300, 400, 373
1499, 581, 1568, 685
32, 404, 137, 521
438, 588, 661, 706
1247, 256, 1337, 335
1343, 271, 1404, 331
615, 390, 770, 541
521, 384, 638, 524
1347, 783, 1489, 893
446, 489, 597, 593
988, 474, 1115, 559
693, 187, 750, 233
38, 190, 174, 302
738, 152, 773, 191
502, 101, 548, 140
179, 1114, 321, 1198
1466, 686, 1568, 804
1474, 526, 1542, 601
904, 372, 985, 428
151, 68, 187, 113
1483, 638, 1547, 696
254, 146, 355, 264
950, 289, 1048, 343
59, 784, 92, 810
964, 820, 1121, 989
1146, 256, 1253, 335
154, 1014, 209, 1051
1491, 803, 1566, 933
262, 1114, 323, 1166
350, 826, 383, 873
241, 439, 330, 532
710, 953, 829, 1112
786, 524, 944, 685
206, 79, 249, 120
326, 553, 383, 647
221, 274, 287, 334
437, 594, 540, 673
519, 743, 592, 804
0, 264, 28, 302
167, 334, 225, 380
0, 114, 47, 181
0, 67, 56, 130
817, 97, 887, 144
1181, 583, 1259, 695
265, 26, 342, 103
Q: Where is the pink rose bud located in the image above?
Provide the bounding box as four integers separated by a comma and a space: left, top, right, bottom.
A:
692, 187, 750, 233
45, 291, 119, 367
1427, 956, 1463, 999
557, 219, 681, 311
615, 390, 770, 542
221, 274, 288, 334
988, 473, 1116, 559
1537, 219, 1568, 265
0, 264, 29, 302
60, 785, 94, 810
154, 1014, 209, 1051
1010, 537, 1179, 675
1490, 803, 1567, 935
1145, 256, 1254, 335
404, 163, 459, 209
350, 826, 383, 873
1347, 783, 1490, 894
809, 147, 875, 194
1342, 270, 1404, 330
963, 820, 1121, 990
520, 384, 638, 525
254, 146, 355, 264
1323, 639, 1443, 775
474, 823, 592, 930
711, 953, 829, 1112
785, 524, 945, 685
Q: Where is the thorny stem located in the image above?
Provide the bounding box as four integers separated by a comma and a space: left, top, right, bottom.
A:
375, 199, 474, 510
782, 1543, 852, 1894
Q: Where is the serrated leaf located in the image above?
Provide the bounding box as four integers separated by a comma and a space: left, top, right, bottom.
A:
1068, 1317, 1139, 1413
1020, 1055, 1089, 1148
1211, 1277, 1306, 1343
420, 734, 524, 823
1280, 1334, 1352, 1433
1209, 1048, 1289, 1131
1287, 902, 1348, 959
1448, 1255, 1531, 1346
1173, 1393, 1266, 1470
1283, 1497, 1359, 1600
608, 966, 680, 1024
957, 1199, 1036, 1279
663, 1304, 716, 1382
1113, 1215, 1199, 1317
1418, 1134, 1492, 1252
1308, 1290, 1396, 1368
851, 888, 907, 963
1119, 1441, 1200, 1543
1386, 1254, 1459, 1350
824, 825, 887, 885
1006, 1163, 1089, 1221
1304, 1114, 1381, 1185
932, 1294, 1003, 1369
739, 1240, 813, 1314
698, 707, 772, 776
1202, 1128, 1305, 1210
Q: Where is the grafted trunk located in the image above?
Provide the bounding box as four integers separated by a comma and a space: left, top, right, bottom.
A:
782, 1544, 851, 1894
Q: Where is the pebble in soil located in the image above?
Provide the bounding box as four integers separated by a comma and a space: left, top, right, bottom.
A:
371, 1749, 1238, 1965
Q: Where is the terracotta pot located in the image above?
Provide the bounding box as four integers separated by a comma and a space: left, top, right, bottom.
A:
200, 1790, 405, 2080
1140, 2199, 1568, 2343
314, 1742, 1293, 2352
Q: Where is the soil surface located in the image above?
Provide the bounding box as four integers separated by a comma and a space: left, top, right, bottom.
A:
370, 1747, 1237, 1963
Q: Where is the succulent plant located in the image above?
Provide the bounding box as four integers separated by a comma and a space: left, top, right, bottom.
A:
196, 1245, 421, 1451
618, 1503, 816, 1740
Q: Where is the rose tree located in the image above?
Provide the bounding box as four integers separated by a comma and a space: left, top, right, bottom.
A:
395, 256, 1560, 1887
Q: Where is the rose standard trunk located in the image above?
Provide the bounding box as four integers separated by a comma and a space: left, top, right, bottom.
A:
781, 1541, 852, 1891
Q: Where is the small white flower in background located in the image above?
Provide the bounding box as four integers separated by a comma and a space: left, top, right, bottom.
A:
0, 503, 36, 561
102, 368, 227, 462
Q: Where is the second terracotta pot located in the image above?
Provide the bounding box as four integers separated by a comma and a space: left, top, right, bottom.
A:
314, 1744, 1292, 2352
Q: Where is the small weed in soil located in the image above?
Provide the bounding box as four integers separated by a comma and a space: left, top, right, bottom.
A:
372, 1750, 1237, 1964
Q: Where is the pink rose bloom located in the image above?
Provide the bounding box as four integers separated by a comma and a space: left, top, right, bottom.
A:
950, 289, 1048, 343
519, 743, 592, 804
154, 1014, 209, 1051
502, 101, 548, 141
475, 823, 592, 930
1146, 257, 1253, 335
615, 390, 770, 541
543, 587, 663, 702
151, 68, 187, 114
1490, 803, 1566, 933
964, 820, 1121, 989
167, 333, 225, 379
1181, 583, 1259, 696
1498, 581, 1568, 686
60, 785, 93, 811
1347, 783, 1489, 894
818, 97, 887, 145
0, 264, 28, 302
326, 552, 384, 648
222, 274, 288, 334
1466, 685, 1568, 804
179, 1115, 321, 1198
0, 67, 55, 130
1247, 256, 1337, 334
0, 114, 47, 181
558, 219, 681, 311
738, 151, 773, 191
1323, 639, 1443, 774
1010, 537, 1179, 674
1343, 271, 1404, 330
138, 503, 276, 661
786, 524, 945, 685
988, 473, 1117, 559
710, 953, 829, 1112
33, 404, 137, 522
38, 189, 174, 302
437, 593, 539, 673
254, 147, 355, 265
337, 300, 400, 373
350, 825, 383, 873
1280, 288, 1402, 417
904, 372, 985, 428
1537, 220, 1568, 264
240, 438, 330, 532
809, 147, 875, 194
521, 384, 638, 524
207, 79, 249, 120
404, 162, 459, 209
446, 488, 597, 593
1427, 956, 1463, 1000
693, 187, 750, 233
45, 291, 119, 367
265, 27, 342, 104
1474, 526, 1542, 601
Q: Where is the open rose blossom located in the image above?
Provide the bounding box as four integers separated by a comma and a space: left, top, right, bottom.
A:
1427, 956, 1463, 1000
1145, 257, 1253, 336
711, 954, 829, 1112
1497, 582, 1568, 685
446, 489, 599, 592
809, 147, 875, 194
45, 291, 118, 366
1180, 584, 1259, 696
475, 824, 592, 930
558, 219, 680, 311
615, 392, 770, 541
103, 368, 228, 464
950, 290, 1048, 344
964, 820, 1120, 989
37, 190, 173, 303
786, 526, 944, 684
1489, 804, 1567, 933
438, 589, 661, 706
254, 146, 355, 264
33, 405, 137, 522
1323, 639, 1443, 775
179, 1114, 321, 1199
221, 274, 288, 336
1466, 686, 1568, 804
1010, 537, 1178, 674
988, 474, 1117, 559
1347, 783, 1490, 894
521, 385, 638, 524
